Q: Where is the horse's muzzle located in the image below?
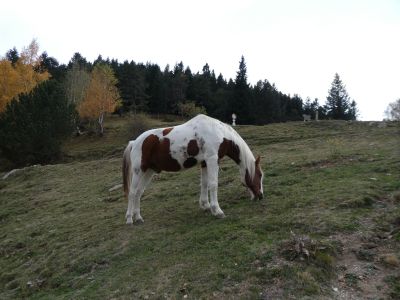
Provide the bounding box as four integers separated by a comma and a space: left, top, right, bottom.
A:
258, 193, 264, 200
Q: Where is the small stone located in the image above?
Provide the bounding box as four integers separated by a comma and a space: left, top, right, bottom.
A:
363, 243, 378, 249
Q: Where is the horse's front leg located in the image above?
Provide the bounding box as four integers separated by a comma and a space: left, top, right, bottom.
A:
206, 156, 225, 218
199, 164, 210, 211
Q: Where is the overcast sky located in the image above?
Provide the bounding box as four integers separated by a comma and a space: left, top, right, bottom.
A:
1, 0, 399, 120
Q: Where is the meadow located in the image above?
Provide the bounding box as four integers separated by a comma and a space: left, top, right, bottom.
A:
1, 115, 399, 299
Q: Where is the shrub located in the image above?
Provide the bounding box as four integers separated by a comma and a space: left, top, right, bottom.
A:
128, 113, 152, 140
0, 80, 75, 166
177, 101, 206, 118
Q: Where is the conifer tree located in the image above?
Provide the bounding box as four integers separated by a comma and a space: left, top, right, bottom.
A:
325, 73, 357, 120
5, 47, 19, 66
232, 56, 251, 124
0, 80, 75, 166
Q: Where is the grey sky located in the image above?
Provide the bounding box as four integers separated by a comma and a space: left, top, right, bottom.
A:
1, 0, 399, 120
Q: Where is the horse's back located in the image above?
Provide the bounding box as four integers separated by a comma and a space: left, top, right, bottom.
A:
127, 115, 235, 173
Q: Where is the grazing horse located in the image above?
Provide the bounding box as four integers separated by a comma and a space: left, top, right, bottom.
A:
122, 114, 263, 224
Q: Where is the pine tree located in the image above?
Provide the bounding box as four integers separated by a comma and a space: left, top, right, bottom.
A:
145, 63, 167, 114
286, 94, 303, 121
0, 80, 75, 166
115, 61, 148, 113
325, 73, 357, 120
303, 97, 312, 115
5, 47, 19, 66
68, 52, 91, 71
187, 63, 214, 111
232, 56, 252, 124
170, 62, 187, 110
38, 52, 61, 79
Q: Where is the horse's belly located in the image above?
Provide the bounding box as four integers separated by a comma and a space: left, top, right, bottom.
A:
174, 152, 205, 170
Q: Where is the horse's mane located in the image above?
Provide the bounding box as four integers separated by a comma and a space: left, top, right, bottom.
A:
218, 120, 256, 180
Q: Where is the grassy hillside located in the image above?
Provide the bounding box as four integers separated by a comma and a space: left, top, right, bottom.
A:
1, 115, 399, 299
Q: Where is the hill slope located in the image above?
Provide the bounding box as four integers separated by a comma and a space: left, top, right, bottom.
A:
1, 116, 399, 299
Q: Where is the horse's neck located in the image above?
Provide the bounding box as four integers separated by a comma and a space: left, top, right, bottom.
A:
226, 133, 255, 178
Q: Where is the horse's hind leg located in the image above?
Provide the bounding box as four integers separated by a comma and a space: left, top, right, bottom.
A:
130, 170, 154, 224
199, 164, 211, 211
206, 156, 225, 218
126, 173, 139, 224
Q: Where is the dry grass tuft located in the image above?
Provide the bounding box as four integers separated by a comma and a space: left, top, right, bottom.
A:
280, 231, 337, 267
381, 254, 400, 267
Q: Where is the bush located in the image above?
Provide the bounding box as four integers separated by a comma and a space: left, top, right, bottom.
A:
177, 101, 206, 118
0, 80, 75, 166
128, 113, 152, 140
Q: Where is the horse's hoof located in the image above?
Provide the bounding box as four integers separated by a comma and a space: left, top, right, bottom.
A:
216, 212, 226, 219
134, 218, 144, 225
126, 219, 133, 225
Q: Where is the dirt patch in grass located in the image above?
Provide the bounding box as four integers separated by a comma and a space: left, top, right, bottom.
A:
330, 197, 400, 299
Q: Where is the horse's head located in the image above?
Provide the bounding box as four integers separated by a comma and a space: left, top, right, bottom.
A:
244, 156, 264, 200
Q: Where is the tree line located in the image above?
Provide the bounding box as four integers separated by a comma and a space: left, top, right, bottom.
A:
0, 40, 360, 166
57, 54, 358, 124
1, 41, 359, 124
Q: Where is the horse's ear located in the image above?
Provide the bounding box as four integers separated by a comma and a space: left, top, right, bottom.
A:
255, 155, 261, 165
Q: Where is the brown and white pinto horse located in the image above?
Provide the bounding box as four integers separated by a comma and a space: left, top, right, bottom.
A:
122, 114, 263, 224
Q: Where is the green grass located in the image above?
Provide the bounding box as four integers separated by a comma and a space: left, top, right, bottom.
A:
1, 116, 399, 298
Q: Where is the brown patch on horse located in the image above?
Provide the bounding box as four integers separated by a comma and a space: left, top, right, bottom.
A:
245, 169, 259, 197
141, 134, 181, 173
245, 169, 254, 193
254, 160, 263, 195
218, 138, 240, 164
245, 157, 263, 197
162, 127, 174, 136
183, 157, 197, 168
187, 139, 200, 156
122, 144, 133, 197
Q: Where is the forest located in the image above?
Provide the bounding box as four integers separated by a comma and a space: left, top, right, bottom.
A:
0, 40, 358, 124
0, 40, 358, 166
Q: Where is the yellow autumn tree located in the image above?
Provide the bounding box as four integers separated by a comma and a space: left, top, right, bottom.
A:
78, 64, 121, 135
0, 60, 20, 112
0, 39, 49, 112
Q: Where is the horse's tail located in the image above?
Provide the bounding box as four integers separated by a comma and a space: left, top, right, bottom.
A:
122, 143, 133, 199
